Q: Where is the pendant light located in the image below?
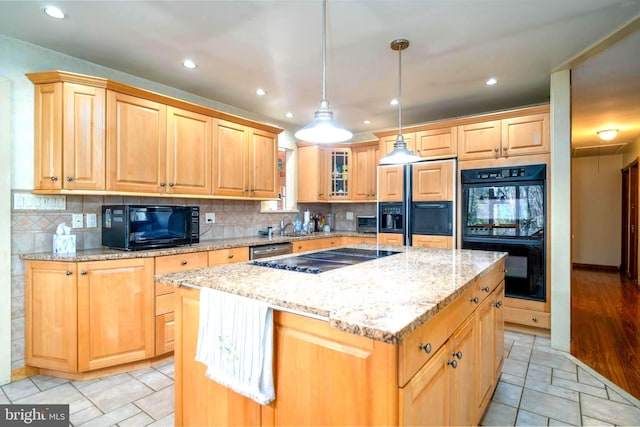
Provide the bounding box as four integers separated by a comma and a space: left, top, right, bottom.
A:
379, 39, 422, 165
295, 0, 352, 143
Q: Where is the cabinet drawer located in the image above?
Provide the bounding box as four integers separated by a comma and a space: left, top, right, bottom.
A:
412, 235, 453, 249
155, 312, 175, 355
292, 237, 342, 253
377, 233, 404, 246
504, 306, 550, 329
208, 247, 249, 265
155, 283, 176, 296
155, 252, 208, 275
469, 259, 505, 304
156, 292, 175, 316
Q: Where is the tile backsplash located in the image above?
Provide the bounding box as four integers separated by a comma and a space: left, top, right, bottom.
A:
9, 191, 375, 370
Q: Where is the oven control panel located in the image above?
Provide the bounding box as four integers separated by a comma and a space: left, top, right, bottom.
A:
476, 168, 526, 179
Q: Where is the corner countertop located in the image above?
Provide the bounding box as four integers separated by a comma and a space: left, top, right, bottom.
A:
19, 231, 373, 262
156, 244, 507, 344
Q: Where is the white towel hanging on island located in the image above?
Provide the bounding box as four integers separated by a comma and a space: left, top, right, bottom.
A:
195, 287, 274, 405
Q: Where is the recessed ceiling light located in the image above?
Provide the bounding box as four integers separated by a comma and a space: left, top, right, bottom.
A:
285, 112, 293, 118
485, 77, 498, 86
183, 59, 197, 69
390, 99, 398, 106
44, 6, 65, 19
256, 88, 266, 96
364, 120, 371, 124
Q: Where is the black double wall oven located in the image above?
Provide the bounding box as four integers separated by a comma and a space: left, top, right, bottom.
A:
461, 164, 546, 302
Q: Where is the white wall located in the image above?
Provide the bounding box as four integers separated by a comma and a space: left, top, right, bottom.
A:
0, 78, 11, 384
571, 155, 622, 266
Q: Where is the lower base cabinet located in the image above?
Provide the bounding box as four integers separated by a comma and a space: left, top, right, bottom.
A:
174, 260, 505, 426
412, 234, 453, 249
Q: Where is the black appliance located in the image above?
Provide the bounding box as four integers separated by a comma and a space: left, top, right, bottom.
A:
411, 202, 453, 236
357, 216, 377, 234
461, 164, 546, 301
102, 205, 200, 250
251, 247, 400, 274
378, 202, 405, 234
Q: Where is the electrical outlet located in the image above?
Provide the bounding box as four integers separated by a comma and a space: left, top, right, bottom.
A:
346, 212, 354, 220
72, 213, 84, 228
205, 213, 215, 223
86, 213, 97, 228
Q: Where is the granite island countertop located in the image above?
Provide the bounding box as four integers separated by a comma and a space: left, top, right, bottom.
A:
156, 244, 507, 344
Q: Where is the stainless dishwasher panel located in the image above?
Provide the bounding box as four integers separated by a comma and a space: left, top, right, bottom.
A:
249, 242, 293, 259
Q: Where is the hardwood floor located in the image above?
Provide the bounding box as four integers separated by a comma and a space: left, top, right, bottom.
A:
571, 267, 640, 399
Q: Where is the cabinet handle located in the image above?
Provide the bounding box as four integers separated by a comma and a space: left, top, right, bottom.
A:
470, 297, 479, 304
159, 182, 166, 187
181, 260, 188, 265
50, 176, 58, 182
80, 270, 87, 275
481, 286, 490, 292
65, 271, 72, 276
66, 176, 73, 182
447, 360, 458, 369
453, 351, 463, 360
494, 148, 499, 158
418, 343, 432, 354
249, 188, 255, 192
298, 245, 302, 250
169, 182, 175, 187
503, 146, 508, 156
228, 254, 234, 259
494, 301, 503, 308
532, 317, 538, 322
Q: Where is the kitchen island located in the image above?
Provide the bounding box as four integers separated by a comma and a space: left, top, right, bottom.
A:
157, 244, 507, 426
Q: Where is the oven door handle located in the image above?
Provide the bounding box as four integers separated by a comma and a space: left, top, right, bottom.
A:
414, 203, 448, 209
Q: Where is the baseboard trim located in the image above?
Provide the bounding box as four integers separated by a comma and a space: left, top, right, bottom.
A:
572, 263, 620, 272
11, 365, 40, 382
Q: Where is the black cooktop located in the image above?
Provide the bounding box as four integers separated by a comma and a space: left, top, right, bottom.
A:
251, 248, 400, 274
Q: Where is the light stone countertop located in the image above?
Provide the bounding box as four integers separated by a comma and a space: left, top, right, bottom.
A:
19, 231, 370, 261
156, 244, 507, 344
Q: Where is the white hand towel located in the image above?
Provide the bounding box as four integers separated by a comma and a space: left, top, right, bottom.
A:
195, 287, 275, 405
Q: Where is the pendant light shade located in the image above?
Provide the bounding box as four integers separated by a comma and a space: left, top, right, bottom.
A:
379, 39, 421, 165
295, 0, 352, 143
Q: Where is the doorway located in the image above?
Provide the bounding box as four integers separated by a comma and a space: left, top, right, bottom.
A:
621, 160, 638, 280
0, 78, 11, 384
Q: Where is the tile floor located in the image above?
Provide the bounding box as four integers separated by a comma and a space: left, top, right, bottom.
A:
1, 331, 639, 426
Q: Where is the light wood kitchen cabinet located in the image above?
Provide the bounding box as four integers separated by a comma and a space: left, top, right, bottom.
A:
297, 144, 328, 202
213, 120, 278, 199
415, 127, 457, 158
378, 165, 405, 202
378, 233, 404, 246
292, 237, 343, 253
380, 133, 415, 158
107, 91, 167, 193
31, 80, 106, 191
412, 161, 453, 201
351, 142, 380, 201
343, 236, 377, 245
412, 235, 453, 249
26, 258, 155, 374
328, 147, 351, 199
208, 247, 249, 265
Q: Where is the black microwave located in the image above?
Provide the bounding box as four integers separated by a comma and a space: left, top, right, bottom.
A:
411, 202, 453, 236
102, 205, 200, 250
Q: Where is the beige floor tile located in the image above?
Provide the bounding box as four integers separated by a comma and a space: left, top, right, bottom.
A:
86, 378, 153, 413
1, 378, 39, 401
515, 409, 547, 426
524, 375, 580, 402
492, 381, 523, 408
134, 385, 174, 420
508, 345, 532, 363
533, 336, 551, 348
499, 372, 526, 387
519, 388, 580, 425
117, 410, 155, 427
147, 412, 174, 427
70, 404, 103, 426
502, 358, 528, 378
552, 376, 608, 399
581, 393, 640, 426
133, 369, 173, 391
13, 383, 83, 405
506, 331, 535, 346
582, 415, 614, 426
69, 396, 96, 414
530, 349, 577, 373
525, 363, 551, 385
30, 374, 70, 391
78, 403, 140, 427
480, 401, 517, 426
154, 361, 174, 379
0, 389, 10, 404
577, 366, 605, 388
74, 373, 132, 394
548, 418, 576, 426
606, 386, 634, 406
552, 368, 577, 383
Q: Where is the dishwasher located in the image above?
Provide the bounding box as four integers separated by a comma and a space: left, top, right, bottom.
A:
249, 242, 293, 260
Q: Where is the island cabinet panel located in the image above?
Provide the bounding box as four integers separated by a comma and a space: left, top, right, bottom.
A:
25, 261, 78, 372
107, 91, 167, 193
378, 165, 405, 202
175, 287, 262, 427
77, 258, 155, 371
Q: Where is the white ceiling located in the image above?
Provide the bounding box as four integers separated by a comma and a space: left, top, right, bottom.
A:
0, 0, 639, 150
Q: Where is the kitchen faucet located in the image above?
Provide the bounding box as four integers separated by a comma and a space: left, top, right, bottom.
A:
280, 215, 294, 236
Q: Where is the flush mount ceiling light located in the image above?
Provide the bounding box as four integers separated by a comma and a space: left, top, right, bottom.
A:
295, 0, 352, 143
44, 6, 65, 19
379, 39, 422, 165
597, 129, 619, 141
256, 88, 266, 96
485, 77, 498, 86
183, 59, 197, 69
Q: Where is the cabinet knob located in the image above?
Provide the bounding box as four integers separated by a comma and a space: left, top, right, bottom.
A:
503, 146, 508, 157
494, 301, 503, 308
228, 254, 234, 259
66, 176, 73, 182
50, 176, 58, 182
65, 271, 72, 276
249, 188, 255, 192
169, 182, 175, 187
447, 360, 458, 369
181, 260, 188, 265
298, 245, 302, 250
453, 351, 463, 360
80, 270, 87, 275
494, 148, 499, 158
418, 343, 432, 354
159, 182, 166, 187
532, 317, 538, 322
470, 296, 479, 304
481, 286, 490, 292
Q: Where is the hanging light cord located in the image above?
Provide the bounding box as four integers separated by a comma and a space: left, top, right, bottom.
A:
321, 0, 327, 103
397, 42, 403, 138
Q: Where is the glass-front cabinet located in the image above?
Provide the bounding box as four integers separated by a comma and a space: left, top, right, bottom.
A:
329, 148, 350, 199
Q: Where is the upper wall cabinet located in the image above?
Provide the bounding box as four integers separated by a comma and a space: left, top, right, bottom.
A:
32, 81, 106, 191
351, 142, 380, 201
380, 133, 415, 159
27, 71, 281, 199
415, 127, 457, 158
297, 144, 328, 203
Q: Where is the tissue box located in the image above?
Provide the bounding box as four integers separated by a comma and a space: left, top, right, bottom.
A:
53, 235, 76, 255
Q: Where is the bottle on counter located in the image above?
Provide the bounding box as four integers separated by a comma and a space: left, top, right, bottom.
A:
294, 214, 302, 233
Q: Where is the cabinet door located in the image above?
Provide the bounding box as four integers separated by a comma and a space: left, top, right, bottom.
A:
107, 91, 167, 193
449, 316, 476, 427
494, 281, 505, 379
297, 145, 321, 202
77, 258, 155, 371
475, 292, 496, 414
175, 288, 261, 426
352, 145, 377, 201
501, 113, 550, 157
399, 344, 450, 426
412, 161, 453, 201
457, 120, 501, 161
412, 235, 453, 249
33, 82, 63, 190
212, 119, 248, 197
166, 107, 212, 195
25, 261, 78, 372
378, 165, 404, 202
380, 133, 415, 157
328, 148, 351, 199
415, 127, 457, 159
62, 83, 105, 190
248, 128, 278, 198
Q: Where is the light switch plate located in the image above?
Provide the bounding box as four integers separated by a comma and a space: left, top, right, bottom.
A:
72, 213, 84, 228
346, 212, 354, 220
205, 213, 215, 223
86, 213, 97, 228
